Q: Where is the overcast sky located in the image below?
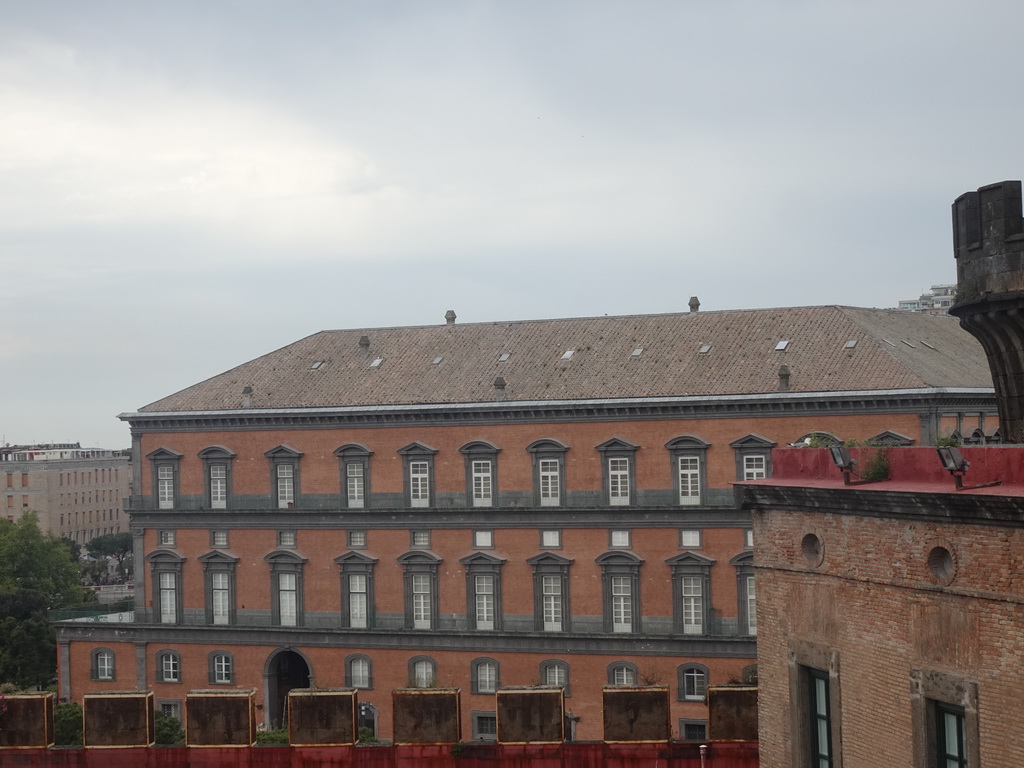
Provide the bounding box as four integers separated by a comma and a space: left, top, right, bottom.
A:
1, 1, 1019, 449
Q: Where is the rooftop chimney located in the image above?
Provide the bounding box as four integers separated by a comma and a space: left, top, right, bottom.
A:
493, 376, 507, 401
445, 309, 457, 325
688, 296, 700, 313
358, 335, 370, 349
778, 364, 791, 393
950, 180, 1024, 442
242, 386, 254, 409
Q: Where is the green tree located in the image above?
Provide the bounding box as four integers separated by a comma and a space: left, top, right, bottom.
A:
0, 514, 86, 688
0, 514, 85, 608
60, 537, 82, 562
154, 710, 185, 745
85, 532, 133, 580
54, 702, 83, 746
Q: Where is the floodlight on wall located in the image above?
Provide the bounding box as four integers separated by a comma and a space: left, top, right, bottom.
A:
936, 446, 1001, 491
829, 445, 878, 486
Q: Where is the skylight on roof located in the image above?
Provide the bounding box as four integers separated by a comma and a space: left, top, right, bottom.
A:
310, 361, 324, 370
369, 358, 384, 368
432, 356, 443, 365
775, 340, 790, 351
561, 350, 575, 360
631, 348, 644, 356
845, 340, 857, 349
499, 353, 511, 362
699, 345, 712, 354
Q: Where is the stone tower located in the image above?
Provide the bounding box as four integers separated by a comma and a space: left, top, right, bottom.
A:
950, 180, 1024, 443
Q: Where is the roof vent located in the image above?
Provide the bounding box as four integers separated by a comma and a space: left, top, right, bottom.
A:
359, 335, 370, 349
242, 386, 254, 409
494, 376, 506, 390
688, 296, 700, 313
778, 364, 791, 392
445, 309, 457, 325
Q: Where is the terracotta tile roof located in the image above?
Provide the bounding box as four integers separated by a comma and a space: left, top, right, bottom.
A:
138, 306, 994, 412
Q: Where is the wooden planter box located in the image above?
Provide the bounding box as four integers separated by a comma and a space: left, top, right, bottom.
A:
708, 685, 758, 741
186, 689, 256, 747
392, 688, 461, 745
83, 690, 154, 747
496, 686, 564, 744
287, 688, 357, 746
0, 693, 54, 748
602, 686, 670, 743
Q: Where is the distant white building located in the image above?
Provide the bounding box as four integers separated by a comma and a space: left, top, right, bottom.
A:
897, 284, 956, 314
1, 442, 131, 542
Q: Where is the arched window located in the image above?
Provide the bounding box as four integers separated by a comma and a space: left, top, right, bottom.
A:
346, 654, 372, 689
91, 648, 115, 681
608, 661, 638, 686
678, 664, 709, 702
209, 651, 234, 684
471, 658, 500, 694
539, 659, 570, 696
156, 650, 181, 683
409, 656, 436, 688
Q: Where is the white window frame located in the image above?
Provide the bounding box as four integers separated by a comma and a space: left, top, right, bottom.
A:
611, 665, 636, 686
159, 572, 177, 624
213, 654, 232, 684
211, 571, 230, 625
96, 650, 114, 680
681, 575, 703, 635
160, 652, 180, 683
349, 573, 368, 628
412, 573, 432, 629
608, 457, 630, 506
472, 460, 493, 507
540, 530, 561, 548
474, 574, 495, 630
410, 461, 430, 508
278, 571, 298, 627
678, 456, 701, 506
680, 529, 702, 548
347, 463, 365, 508
277, 464, 294, 509
475, 660, 498, 694
210, 464, 227, 509
157, 466, 174, 510
539, 459, 560, 506
542, 575, 563, 632
350, 657, 370, 689
682, 666, 707, 701
412, 659, 435, 688
611, 575, 633, 633
743, 454, 767, 480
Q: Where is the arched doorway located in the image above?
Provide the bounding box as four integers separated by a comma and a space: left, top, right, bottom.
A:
265, 649, 312, 730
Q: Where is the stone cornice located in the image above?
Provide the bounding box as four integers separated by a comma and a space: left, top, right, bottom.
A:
53, 622, 756, 658
736, 484, 1024, 527
121, 388, 996, 434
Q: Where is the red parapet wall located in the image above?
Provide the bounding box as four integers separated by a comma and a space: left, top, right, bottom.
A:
0, 742, 758, 767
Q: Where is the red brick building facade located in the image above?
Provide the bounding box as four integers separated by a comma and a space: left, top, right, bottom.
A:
57, 305, 994, 741
740, 446, 1024, 767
